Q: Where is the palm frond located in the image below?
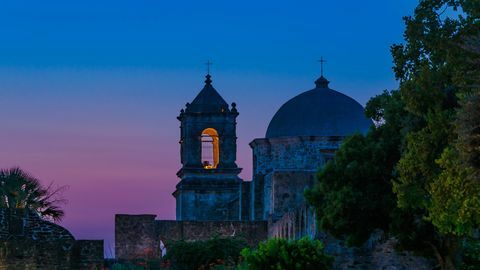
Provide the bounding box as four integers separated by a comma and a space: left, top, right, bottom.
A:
0, 167, 67, 222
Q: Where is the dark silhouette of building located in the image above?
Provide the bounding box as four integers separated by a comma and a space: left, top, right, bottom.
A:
174, 74, 243, 221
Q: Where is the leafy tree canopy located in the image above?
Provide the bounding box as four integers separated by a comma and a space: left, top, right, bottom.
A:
307, 0, 479, 269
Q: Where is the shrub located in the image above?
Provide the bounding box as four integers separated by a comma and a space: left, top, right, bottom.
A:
165, 236, 248, 270
240, 237, 333, 270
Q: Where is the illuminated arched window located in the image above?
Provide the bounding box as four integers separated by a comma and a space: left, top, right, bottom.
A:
201, 128, 219, 169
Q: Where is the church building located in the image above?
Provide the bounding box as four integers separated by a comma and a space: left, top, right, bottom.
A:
115, 69, 372, 259
174, 71, 371, 224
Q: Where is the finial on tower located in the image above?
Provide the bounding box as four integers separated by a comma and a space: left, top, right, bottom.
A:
205, 60, 213, 85
206, 60, 213, 74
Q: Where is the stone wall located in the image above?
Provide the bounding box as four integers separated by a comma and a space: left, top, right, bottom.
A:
250, 136, 340, 175
319, 232, 434, 270
263, 171, 315, 221
249, 136, 339, 220
0, 208, 103, 270
115, 214, 268, 260
175, 178, 242, 221
240, 181, 251, 220
268, 205, 316, 240
115, 214, 159, 260
72, 240, 104, 269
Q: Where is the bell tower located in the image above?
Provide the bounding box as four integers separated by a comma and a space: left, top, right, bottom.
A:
174, 74, 242, 221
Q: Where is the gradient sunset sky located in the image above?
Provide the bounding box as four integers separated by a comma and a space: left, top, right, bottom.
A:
0, 0, 418, 256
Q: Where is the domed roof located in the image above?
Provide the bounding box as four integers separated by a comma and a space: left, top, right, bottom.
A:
266, 76, 372, 138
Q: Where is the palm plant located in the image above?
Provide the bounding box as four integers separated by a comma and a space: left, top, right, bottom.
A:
0, 167, 66, 222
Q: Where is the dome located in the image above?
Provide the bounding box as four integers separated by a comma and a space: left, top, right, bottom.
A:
266, 76, 372, 138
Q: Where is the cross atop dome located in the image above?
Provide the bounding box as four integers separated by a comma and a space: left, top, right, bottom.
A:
315, 57, 330, 88
318, 57, 326, 77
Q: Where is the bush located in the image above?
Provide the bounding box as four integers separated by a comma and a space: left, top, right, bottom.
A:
240, 237, 333, 270
165, 237, 248, 270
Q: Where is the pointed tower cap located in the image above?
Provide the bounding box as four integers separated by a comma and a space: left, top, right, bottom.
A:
185, 74, 229, 113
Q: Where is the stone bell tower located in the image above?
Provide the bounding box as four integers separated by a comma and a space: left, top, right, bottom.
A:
174, 74, 242, 221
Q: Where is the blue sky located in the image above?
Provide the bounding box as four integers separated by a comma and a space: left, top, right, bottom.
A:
1, 1, 414, 76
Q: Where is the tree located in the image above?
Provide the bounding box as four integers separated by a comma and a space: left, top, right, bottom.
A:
307, 1, 479, 269
391, 1, 479, 269
305, 90, 416, 246
0, 167, 66, 221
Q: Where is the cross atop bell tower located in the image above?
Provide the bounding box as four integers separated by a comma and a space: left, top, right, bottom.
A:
205, 60, 212, 75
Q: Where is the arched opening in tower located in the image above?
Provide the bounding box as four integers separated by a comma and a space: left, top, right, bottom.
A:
201, 128, 219, 169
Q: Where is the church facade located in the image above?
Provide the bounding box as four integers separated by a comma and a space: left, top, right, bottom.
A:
115, 71, 372, 259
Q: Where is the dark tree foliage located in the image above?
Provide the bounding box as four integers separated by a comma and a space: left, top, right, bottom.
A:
307, 1, 479, 269
457, 94, 480, 175
0, 167, 66, 221
305, 90, 416, 246
391, 1, 479, 269
165, 237, 248, 270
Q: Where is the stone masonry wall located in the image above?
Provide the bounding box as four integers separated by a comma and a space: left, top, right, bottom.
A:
115, 214, 158, 260
175, 178, 242, 221
72, 240, 104, 269
115, 214, 268, 260
268, 205, 316, 240
263, 171, 315, 220
0, 208, 103, 270
250, 136, 339, 220
250, 136, 340, 175
319, 232, 434, 270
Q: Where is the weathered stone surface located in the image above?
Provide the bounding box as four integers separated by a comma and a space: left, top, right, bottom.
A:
265, 171, 315, 221
0, 208, 103, 270
175, 178, 243, 221
115, 214, 268, 260
250, 136, 340, 175
250, 136, 339, 221
268, 205, 317, 240
115, 214, 159, 260
319, 232, 434, 270
72, 240, 104, 269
